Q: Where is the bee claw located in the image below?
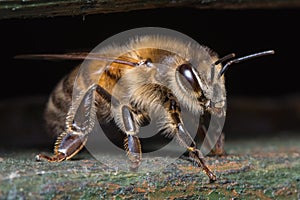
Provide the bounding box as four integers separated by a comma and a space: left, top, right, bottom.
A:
208, 171, 217, 183
35, 153, 51, 162
35, 154, 42, 161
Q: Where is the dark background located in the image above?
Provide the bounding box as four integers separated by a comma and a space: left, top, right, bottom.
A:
0, 8, 299, 148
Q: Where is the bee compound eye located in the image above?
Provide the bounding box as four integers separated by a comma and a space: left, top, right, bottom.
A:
177, 63, 201, 92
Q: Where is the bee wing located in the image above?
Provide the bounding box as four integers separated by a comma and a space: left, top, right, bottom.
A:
14, 53, 139, 67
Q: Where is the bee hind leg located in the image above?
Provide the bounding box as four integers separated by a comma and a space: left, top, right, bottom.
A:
35, 153, 65, 162
36, 131, 88, 162
121, 105, 142, 171
37, 84, 97, 163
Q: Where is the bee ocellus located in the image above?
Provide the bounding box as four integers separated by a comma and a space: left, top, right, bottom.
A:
16, 33, 274, 182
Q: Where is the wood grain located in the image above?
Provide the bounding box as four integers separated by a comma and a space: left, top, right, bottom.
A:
0, 0, 300, 20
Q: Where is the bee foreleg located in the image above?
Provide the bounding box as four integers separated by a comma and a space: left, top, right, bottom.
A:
196, 114, 225, 156
211, 132, 225, 156
121, 105, 142, 171
173, 120, 217, 182
162, 94, 216, 182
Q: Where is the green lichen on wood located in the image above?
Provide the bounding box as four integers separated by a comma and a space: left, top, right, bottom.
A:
0, 136, 299, 199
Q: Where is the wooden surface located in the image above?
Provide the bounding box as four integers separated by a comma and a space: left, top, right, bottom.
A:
0, 0, 300, 20
0, 136, 299, 199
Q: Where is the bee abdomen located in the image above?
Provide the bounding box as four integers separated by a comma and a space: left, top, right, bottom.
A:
44, 73, 74, 136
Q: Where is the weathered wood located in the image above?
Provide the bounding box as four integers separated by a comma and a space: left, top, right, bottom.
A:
0, 0, 300, 20
0, 136, 299, 199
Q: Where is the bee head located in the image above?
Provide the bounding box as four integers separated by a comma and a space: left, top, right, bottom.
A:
175, 60, 226, 115
175, 50, 274, 115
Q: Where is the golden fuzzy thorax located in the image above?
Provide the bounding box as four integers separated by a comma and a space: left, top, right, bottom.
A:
104, 35, 226, 116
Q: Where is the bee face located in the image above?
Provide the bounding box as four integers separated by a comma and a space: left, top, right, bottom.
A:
170, 47, 226, 115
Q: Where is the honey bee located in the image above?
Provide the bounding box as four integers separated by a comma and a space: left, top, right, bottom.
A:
16, 33, 274, 182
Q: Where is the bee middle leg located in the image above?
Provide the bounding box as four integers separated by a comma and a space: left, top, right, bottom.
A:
120, 105, 142, 171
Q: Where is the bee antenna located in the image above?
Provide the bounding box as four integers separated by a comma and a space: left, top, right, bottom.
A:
218, 50, 275, 78
214, 53, 236, 65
